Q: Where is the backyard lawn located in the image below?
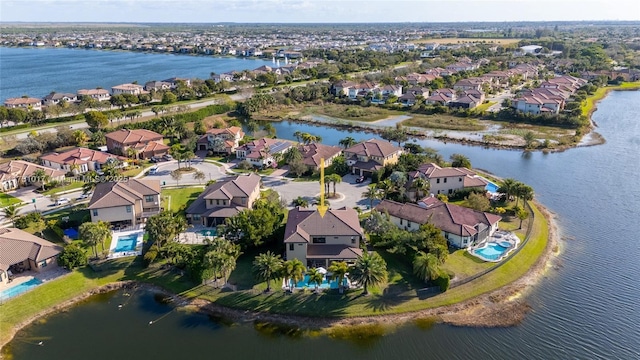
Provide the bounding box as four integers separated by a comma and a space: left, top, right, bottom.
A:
161, 187, 203, 213
0, 193, 21, 207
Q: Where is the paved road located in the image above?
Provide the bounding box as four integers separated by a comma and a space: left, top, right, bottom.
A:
0, 186, 87, 225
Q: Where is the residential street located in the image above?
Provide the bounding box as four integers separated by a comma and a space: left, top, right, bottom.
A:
143, 159, 228, 186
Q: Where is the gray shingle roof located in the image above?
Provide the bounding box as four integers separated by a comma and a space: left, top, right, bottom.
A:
0, 228, 62, 271
88, 179, 160, 209
284, 207, 364, 243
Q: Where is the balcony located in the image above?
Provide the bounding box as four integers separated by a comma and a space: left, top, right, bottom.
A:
140, 208, 161, 218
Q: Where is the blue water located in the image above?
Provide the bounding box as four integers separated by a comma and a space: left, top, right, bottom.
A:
485, 182, 499, 192
0, 47, 271, 100
199, 229, 217, 237
113, 234, 139, 252
290, 274, 347, 289
63, 228, 79, 239
0, 278, 43, 300
473, 243, 508, 261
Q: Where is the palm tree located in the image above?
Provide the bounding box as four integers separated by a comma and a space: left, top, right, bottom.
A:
253, 251, 283, 293
350, 252, 387, 296
31, 169, 50, 192
193, 170, 206, 184
450, 153, 471, 169
410, 177, 430, 201
328, 261, 349, 293
282, 258, 306, 292
376, 179, 394, 200
2, 204, 19, 227
182, 150, 195, 169
292, 196, 309, 208
307, 268, 325, 292
515, 183, 534, 207
72, 130, 89, 147
82, 170, 99, 194
498, 178, 518, 203
361, 185, 382, 209
79, 221, 111, 258
328, 174, 342, 197
126, 147, 139, 160
293, 130, 303, 143
517, 208, 529, 229
170, 170, 182, 186
413, 251, 440, 283
339, 136, 357, 149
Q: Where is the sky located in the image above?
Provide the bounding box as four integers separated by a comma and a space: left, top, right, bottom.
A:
1, 0, 639, 23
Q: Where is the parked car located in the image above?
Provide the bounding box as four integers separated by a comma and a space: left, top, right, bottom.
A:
77, 192, 91, 200
55, 198, 71, 206
355, 176, 366, 183
148, 166, 158, 175
162, 154, 173, 161
150, 156, 161, 163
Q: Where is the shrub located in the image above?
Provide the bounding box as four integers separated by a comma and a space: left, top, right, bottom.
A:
58, 243, 88, 269
143, 248, 158, 266
237, 160, 254, 170
14, 216, 30, 229
434, 272, 450, 292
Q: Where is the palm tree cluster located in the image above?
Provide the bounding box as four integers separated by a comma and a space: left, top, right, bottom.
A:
497, 178, 534, 207
203, 237, 242, 286
323, 174, 342, 197
78, 221, 111, 258
293, 131, 322, 145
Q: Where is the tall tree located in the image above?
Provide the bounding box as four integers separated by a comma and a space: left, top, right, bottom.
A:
328, 261, 349, 293
79, 221, 111, 258
361, 185, 382, 209
193, 170, 206, 184
282, 258, 306, 292
253, 251, 283, 292
306, 267, 325, 292
72, 130, 89, 147
2, 204, 19, 227
338, 136, 356, 149
498, 178, 518, 203
450, 153, 471, 169
413, 251, 440, 282
31, 169, 50, 192
84, 111, 109, 129
145, 211, 187, 254
350, 252, 388, 295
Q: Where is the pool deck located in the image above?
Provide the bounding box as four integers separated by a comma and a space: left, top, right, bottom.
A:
177, 226, 218, 245
469, 230, 520, 263
109, 227, 145, 259
0, 267, 69, 302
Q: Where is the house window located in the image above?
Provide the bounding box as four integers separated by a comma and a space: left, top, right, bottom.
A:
241, 198, 246, 205
126, 205, 132, 213
436, 179, 440, 184
216, 199, 220, 205
40, 260, 47, 268
145, 195, 154, 202
444, 178, 447, 183
289, 244, 294, 251
209, 200, 213, 205
351, 237, 356, 244
193, 214, 201, 221
312, 237, 326, 244
448, 189, 453, 194
92, 209, 98, 216
459, 177, 463, 182
407, 221, 412, 228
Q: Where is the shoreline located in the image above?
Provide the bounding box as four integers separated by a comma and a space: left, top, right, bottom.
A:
0, 201, 558, 350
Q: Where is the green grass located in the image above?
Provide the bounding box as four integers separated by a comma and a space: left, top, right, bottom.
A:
441, 249, 494, 279
0, 193, 21, 207
161, 187, 203, 213
402, 114, 486, 131
121, 163, 153, 178
473, 101, 496, 113
42, 180, 85, 196
299, 104, 404, 122
232, 168, 276, 175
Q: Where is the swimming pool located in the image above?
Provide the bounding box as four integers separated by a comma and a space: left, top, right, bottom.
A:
0, 278, 43, 301
199, 228, 217, 237
114, 234, 138, 252
288, 275, 348, 290
472, 242, 510, 262
485, 182, 499, 193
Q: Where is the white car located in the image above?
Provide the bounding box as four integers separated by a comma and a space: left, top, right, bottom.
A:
77, 193, 91, 200
55, 198, 71, 206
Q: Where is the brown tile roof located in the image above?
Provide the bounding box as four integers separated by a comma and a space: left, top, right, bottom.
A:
88, 179, 160, 209
40, 147, 127, 166
186, 173, 260, 215
375, 199, 501, 237
306, 245, 363, 259
4, 97, 42, 106
0, 160, 66, 183
298, 143, 342, 168
418, 163, 477, 179
344, 139, 402, 158
105, 129, 164, 145
284, 207, 363, 243
0, 228, 62, 271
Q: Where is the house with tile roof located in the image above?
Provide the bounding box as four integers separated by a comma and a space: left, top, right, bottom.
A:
343, 139, 403, 177
77, 88, 110, 102
87, 179, 161, 226
185, 173, 261, 227
284, 207, 364, 268
0, 228, 62, 285
196, 126, 245, 154
297, 143, 343, 171
0, 160, 66, 192
235, 138, 294, 168
40, 147, 128, 175
407, 163, 488, 199
3, 97, 42, 111
111, 83, 147, 96
375, 199, 501, 249
105, 129, 170, 159
42, 92, 77, 107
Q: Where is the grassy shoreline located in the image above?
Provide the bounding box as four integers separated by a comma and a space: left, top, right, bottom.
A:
0, 199, 552, 349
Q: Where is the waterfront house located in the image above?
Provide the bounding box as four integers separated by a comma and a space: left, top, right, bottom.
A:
0, 228, 62, 285
87, 179, 161, 227
185, 173, 261, 227
144, 81, 172, 92
407, 163, 488, 198
77, 89, 110, 102
235, 138, 294, 168
0, 160, 66, 192
3, 97, 42, 111
196, 126, 244, 154
105, 129, 169, 159
42, 92, 77, 107
297, 143, 343, 171
375, 199, 501, 249
111, 83, 146, 96
284, 207, 364, 268
162, 77, 191, 88
344, 139, 403, 177
40, 147, 128, 175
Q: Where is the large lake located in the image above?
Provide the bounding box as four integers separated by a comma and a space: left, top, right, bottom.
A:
0, 47, 270, 100
6, 90, 640, 359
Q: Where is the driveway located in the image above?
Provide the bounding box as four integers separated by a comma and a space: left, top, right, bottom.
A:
261, 173, 374, 211
143, 159, 228, 186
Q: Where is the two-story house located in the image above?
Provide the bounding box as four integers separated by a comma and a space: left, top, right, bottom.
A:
284, 207, 364, 268
42, 92, 78, 107
77, 89, 111, 102
0, 160, 66, 192
408, 163, 488, 198
298, 143, 343, 171
87, 179, 161, 227
3, 97, 42, 111
343, 139, 403, 177
185, 173, 261, 227
40, 147, 128, 175
235, 138, 294, 168
196, 126, 245, 154
111, 83, 147, 96
375, 199, 501, 249
105, 129, 170, 159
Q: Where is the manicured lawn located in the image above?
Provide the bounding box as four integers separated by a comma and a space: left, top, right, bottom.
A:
473, 101, 496, 113
161, 187, 203, 213
233, 168, 276, 176
0, 193, 21, 207
402, 114, 486, 131
299, 104, 404, 122
43, 180, 85, 196
442, 249, 494, 279
121, 163, 153, 178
